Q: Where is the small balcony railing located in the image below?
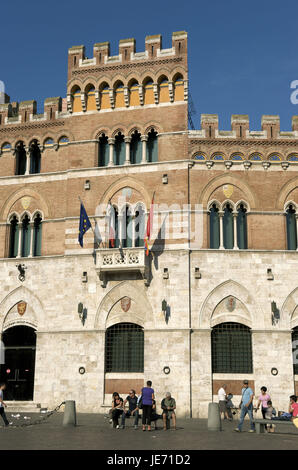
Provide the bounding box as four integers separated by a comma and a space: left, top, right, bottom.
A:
95, 247, 149, 287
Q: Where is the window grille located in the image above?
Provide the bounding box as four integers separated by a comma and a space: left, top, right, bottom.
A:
105, 322, 144, 372
211, 322, 253, 373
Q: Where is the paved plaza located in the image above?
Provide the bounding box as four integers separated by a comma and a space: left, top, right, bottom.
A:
0, 412, 297, 451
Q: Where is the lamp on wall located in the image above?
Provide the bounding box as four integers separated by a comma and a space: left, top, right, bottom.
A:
78, 302, 87, 325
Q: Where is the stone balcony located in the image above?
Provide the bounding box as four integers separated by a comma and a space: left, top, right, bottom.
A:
95, 247, 150, 287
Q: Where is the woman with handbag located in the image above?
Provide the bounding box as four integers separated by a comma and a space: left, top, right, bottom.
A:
140, 380, 155, 431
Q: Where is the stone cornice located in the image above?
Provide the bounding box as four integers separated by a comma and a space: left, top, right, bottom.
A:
0, 120, 65, 134
189, 138, 298, 147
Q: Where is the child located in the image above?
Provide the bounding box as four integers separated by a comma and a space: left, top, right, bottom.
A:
265, 400, 276, 433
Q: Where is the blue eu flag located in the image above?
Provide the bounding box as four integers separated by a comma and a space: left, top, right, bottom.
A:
78, 202, 91, 247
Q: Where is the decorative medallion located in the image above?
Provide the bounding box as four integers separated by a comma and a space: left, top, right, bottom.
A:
121, 297, 131, 312
223, 184, 233, 199
226, 296, 236, 312
17, 301, 27, 316
21, 197, 31, 210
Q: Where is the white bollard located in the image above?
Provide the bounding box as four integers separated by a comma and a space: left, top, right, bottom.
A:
207, 402, 222, 431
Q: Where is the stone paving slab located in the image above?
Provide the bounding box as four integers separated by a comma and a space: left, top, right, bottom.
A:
0, 413, 298, 450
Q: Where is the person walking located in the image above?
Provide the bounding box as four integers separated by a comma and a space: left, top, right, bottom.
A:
218, 384, 230, 421
255, 386, 271, 419
234, 380, 255, 433
141, 380, 154, 431
0, 383, 10, 427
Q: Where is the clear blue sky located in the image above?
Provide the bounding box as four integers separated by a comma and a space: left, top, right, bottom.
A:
1, 0, 298, 131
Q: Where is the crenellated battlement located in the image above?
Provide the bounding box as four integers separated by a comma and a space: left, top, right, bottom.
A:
191, 114, 298, 140
67, 31, 188, 81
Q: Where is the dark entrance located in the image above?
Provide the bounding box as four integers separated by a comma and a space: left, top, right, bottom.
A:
0, 326, 36, 400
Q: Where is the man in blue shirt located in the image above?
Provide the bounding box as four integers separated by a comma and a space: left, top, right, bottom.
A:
234, 380, 255, 432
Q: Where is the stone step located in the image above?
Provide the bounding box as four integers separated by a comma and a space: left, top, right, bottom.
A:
5, 401, 43, 413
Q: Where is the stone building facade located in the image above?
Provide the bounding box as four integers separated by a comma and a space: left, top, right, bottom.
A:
0, 31, 297, 417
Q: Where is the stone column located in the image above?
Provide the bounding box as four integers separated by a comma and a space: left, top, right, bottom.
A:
138, 85, 144, 106
108, 138, 115, 167
25, 147, 31, 175
67, 93, 72, 113
219, 211, 224, 250
124, 136, 131, 165
141, 135, 148, 163
233, 211, 239, 249
28, 222, 34, 257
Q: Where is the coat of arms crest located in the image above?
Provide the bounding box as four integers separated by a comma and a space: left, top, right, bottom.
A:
226, 296, 236, 312
121, 297, 131, 312
17, 301, 27, 316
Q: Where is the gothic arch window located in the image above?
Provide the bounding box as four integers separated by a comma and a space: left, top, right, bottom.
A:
286, 204, 297, 250
72, 86, 82, 113
173, 74, 184, 101
29, 140, 41, 174
114, 82, 125, 108
86, 85, 96, 111
21, 214, 31, 258
223, 203, 234, 249
134, 204, 145, 247
158, 76, 169, 103
9, 215, 19, 258
32, 213, 42, 256
211, 322, 253, 373
130, 130, 142, 164
120, 205, 133, 248
15, 142, 26, 175
209, 203, 220, 249
105, 322, 144, 372
109, 205, 119, 248
100, 83, 110, 110
129, 81, 140, 106
98, 133, 109, 167
143, 78, 154, 105
114, 132, 125, 166
237, 204, 248, 249
147, 129, 158, 163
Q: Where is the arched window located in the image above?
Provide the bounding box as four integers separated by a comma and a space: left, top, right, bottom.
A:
129, 81, 140, 106
105, 322, 144, 372
211, 322, 253, 373
100, 84, 110, 110
120, 206, 133, 248
98, 134, 109, 167
130, 130, 142, 164
144, 79, 154, 105
174, 76, 184, 101
29, 141, 41, 174
159, 77, 169, 103
209, 204, 220, 249
72, 87, 82, 113
109, 206, 119, 248
9, 215, 19, 258
237, 204, 247, 249
114, 132, 125, 166
292, 327, 298, 375
21, 214, 31, 258
86, 85, 96, 111
147, 129, 158, 162
286, 204, 297, 250
114, 82, 125, 108
33, 213, 42, 256
15, 142, 26, 175
134, 205, 145, 247
223, 204, 233, 249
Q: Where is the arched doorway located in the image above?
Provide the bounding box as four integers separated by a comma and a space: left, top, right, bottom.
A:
0, 326, 36, 400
